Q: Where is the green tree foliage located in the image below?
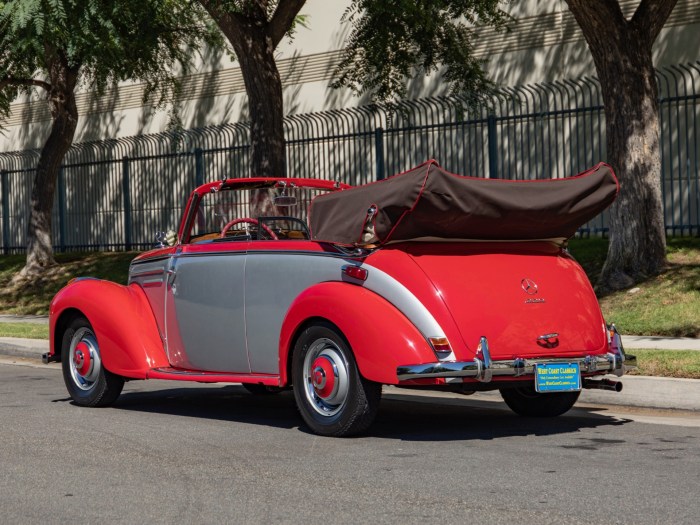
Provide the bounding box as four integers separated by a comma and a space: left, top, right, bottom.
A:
0, 0, 220, 277
1, 0, 219, 118
334, 0, 677, 290
332, 0, 510, 104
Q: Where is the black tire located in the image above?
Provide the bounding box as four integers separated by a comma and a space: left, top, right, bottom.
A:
242, 384, 283, 396
61, 317, 124, 407
500, 385, 580, 417
292, 322, 381, 437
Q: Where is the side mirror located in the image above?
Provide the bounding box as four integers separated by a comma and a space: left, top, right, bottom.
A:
155, 230, 177, 248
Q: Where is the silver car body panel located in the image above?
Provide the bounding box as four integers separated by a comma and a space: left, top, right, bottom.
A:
131, 244, 446, 375
244, 249, 446, 374
128, 256, 170, 341
165, 251, 249, 372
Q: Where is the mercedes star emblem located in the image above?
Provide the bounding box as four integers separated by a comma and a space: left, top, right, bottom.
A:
521, 278, 539, 295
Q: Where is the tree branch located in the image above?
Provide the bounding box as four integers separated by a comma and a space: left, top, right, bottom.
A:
565, 0, 628, 35
0, 77, 52, 92
268, 0, 306, 49
631, 0, 678, 43
565, 0, 630, 67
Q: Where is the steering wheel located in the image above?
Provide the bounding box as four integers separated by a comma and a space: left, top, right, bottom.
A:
220, 218, 278, 240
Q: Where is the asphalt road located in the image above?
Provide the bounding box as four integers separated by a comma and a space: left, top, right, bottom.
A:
2, 360, 699, 525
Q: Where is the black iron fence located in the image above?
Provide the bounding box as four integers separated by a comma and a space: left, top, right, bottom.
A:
1, 63, 699, 253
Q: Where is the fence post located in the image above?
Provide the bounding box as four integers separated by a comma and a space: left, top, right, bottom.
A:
374, 127, 385, 180
1, 170, 9, 255
194, 148, 204, 187
58, 168, 66, 253
122, 156, 132, 251
487, 114, 499, 179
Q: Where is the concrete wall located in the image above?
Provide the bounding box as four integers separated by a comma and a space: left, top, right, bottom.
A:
1, 0, 699, 152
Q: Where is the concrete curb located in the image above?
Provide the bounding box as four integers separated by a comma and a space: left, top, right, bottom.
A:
0, 338, 49, 360
0, 315, 49, 325
1, 336, 697, 412
579, 375, 700, 411
623, 335, 700, 351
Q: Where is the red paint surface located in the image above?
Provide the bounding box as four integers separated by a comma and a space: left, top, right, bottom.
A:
50, 280, 169, 378
278, 281, 435, 385
370, 242, 607, 361
74, 341, 91, 376
52, 176, 611, 389
311, 356, 336, 398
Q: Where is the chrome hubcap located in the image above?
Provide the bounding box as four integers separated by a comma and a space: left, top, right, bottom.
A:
68, 328, 102, 391
302, 338, 349, 417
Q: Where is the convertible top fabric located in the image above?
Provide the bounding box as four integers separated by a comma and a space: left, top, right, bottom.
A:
308, 160, 618, 245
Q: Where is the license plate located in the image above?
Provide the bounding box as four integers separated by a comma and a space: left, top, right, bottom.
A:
534, 363, 581, 393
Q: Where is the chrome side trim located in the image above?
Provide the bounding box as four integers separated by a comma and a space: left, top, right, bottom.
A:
130, 255, 171, 266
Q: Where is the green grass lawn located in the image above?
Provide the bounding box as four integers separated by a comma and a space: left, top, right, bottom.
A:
0, 251, 136, 315
0, 242, 698, 378
568, 237, 700, 338
0, 322, 49, 339
1, 238, 698, 332
627, 349, 700, 379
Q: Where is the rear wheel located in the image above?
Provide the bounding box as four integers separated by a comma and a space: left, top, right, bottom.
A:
61, 317, 124, 407
292, 322, 381, 437
500, 386, 580, 417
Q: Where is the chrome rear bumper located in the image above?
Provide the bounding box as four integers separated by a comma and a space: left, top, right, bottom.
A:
397, 335, 637, 382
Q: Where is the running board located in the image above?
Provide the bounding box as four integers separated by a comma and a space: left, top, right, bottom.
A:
148, 367, 279, 385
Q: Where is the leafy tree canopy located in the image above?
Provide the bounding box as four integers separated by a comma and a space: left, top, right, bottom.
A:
332, 0, 510, 104
0, 0, 221, 122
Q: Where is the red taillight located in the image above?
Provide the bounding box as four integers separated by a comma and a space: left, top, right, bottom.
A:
342, 265, 368, 281
429, 336, 452, 359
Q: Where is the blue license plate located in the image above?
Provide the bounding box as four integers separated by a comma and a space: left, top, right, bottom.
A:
534, 363, 581, 393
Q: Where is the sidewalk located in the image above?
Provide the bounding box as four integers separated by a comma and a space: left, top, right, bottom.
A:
0, 314, 49, 324
1, 319, 697, 412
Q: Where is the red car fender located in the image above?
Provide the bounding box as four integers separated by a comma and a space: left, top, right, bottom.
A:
49, 279, 168, 378
278, 282, 435, 385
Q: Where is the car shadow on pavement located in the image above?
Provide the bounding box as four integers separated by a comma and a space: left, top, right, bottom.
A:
106, 384, 631, 441
369, 394, 629, 442
111, 384, 302, 431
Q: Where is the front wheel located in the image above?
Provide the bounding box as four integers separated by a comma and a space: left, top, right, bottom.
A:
292, 322, 381, 437
500, 386, 580, 417
61, 317, 124, 407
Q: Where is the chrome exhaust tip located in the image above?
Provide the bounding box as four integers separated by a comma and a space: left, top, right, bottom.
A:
583, 378, 623, 392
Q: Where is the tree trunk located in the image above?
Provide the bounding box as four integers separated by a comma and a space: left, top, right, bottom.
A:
565, 0, 677, 292
199, 1, 290, 178
17, 52, 79, 279
233, 28, 286, 178
597, 52, 667, 290
199, 0, 306, 218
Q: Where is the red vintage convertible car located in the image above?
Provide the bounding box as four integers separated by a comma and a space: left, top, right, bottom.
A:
46, 160, 635, 436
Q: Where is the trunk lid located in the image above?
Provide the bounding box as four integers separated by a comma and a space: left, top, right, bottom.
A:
398, 242, 607, 360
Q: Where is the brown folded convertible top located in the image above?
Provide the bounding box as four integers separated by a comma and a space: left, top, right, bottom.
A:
308, 160, 618, 246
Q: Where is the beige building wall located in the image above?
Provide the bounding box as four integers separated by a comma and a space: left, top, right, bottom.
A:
1, 0, 698, 152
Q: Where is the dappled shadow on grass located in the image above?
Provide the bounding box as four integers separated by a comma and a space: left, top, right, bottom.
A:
597, 261, 700, 337
106, 385, 628, 442
596, 261, 700, 296
0, 251, 137, 315
0, 264, 75, 315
